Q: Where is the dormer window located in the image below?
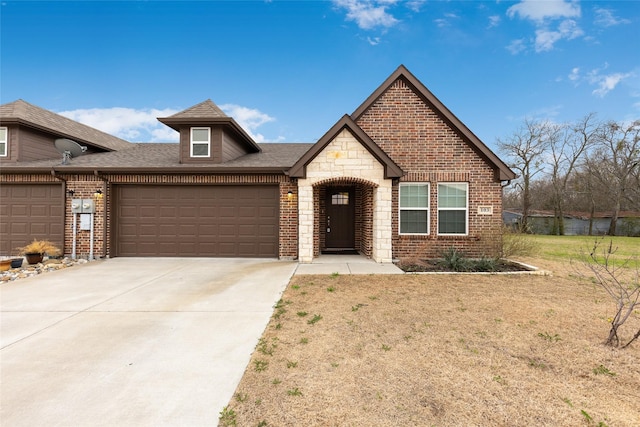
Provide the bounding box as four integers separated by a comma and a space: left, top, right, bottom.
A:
190, 127, 210, 157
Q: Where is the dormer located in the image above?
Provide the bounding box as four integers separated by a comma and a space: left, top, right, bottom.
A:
158, 100, 261, 164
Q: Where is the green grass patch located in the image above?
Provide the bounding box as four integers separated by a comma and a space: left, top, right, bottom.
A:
528, 235, 639, 267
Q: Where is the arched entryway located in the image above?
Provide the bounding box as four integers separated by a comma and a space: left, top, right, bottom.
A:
313, 177, 377, 258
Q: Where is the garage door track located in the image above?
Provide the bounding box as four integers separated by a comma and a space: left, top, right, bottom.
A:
0, 258, 297, 426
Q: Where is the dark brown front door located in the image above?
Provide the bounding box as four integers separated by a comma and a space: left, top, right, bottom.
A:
325, 187, 355, 250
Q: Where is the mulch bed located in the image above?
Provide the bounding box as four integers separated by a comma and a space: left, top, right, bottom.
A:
396, 258, 532, 273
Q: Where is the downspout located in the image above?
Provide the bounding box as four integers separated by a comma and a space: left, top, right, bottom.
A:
94, 170, 109, 258
51, 170, 68, 256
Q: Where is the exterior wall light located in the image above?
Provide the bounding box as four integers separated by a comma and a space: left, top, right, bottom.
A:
94, 189, 103, 199
67, 189, 75, 196
287, 190, 294, 199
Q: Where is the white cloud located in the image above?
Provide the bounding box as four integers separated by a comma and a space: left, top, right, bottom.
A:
506, 38, 527, 55
507, 0, 580, 22
488, 15, 501, 28
58, 104, 278, 143
534, 19, 583, 52
219, 104, 275, 143
367, 36, 381, 45
568, 67, 580, 82
406, 0, 425, 13
434, 12, 459, 28
591, 72, 634, 97
566, 63, 635, 97
58, 107, 180, 142
594, 7, 630, 27
332, 0, 399, 30
507, 0, 584, 53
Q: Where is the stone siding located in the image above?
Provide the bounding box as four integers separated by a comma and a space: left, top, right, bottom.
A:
297, 129, 393, 262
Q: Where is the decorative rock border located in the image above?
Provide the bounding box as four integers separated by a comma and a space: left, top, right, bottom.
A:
0, 258, 87, 283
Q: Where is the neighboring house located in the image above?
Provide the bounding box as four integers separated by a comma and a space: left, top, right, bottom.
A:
503, 209, 640, 236
0, 65, 515, 262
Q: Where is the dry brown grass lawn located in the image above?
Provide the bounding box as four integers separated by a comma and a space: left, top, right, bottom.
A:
222, 257, 640, 427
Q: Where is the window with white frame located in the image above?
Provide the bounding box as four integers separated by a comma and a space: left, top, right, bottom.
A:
437, 182, 468, 235
0, 127, 7, 157
399, 183, 430, 234
190, 127, 210, 157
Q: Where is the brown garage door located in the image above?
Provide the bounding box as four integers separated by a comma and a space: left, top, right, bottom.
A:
0, 184, 64, 256
114, 185, 279, 257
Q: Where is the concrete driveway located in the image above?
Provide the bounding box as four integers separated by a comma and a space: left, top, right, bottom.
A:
0, 258, 297, 426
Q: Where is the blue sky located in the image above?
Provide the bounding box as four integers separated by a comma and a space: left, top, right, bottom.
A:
1, 1, 638, 152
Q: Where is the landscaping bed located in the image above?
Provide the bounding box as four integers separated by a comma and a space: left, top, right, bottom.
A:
396, 257, 533, 273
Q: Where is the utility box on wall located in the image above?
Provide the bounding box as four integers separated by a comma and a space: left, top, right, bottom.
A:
80, 214, 92, 230
71, 199, 95, 214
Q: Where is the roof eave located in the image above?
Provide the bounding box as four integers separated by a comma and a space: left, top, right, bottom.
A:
1, 165, 290, 175
157, 116, 262, 153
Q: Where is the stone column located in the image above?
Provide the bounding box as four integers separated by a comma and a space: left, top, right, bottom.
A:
297, 182, 314, 263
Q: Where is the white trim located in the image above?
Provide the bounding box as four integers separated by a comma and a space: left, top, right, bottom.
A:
437, 182, 468, 236
0, 127, 7, 157
398, 182, 430, 235
190, 127, 210, 158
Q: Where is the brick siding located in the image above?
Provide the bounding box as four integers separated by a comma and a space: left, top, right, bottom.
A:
356, 78, 504, 259
2, 173, 298, 259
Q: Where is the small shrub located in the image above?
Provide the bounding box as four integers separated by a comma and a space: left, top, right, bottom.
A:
474, 256, 498, 272
501, 226, 539, 258
439, 247, 469, 271
17, 239, 61, 256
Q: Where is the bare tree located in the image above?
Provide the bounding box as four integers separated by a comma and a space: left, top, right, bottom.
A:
577, 239, 640, 348
498, 119, 549, 231
545, 114, 600, 234
586, 120, 640, 235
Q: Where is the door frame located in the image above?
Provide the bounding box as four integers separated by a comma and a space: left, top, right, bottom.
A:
323, 186, 355, 251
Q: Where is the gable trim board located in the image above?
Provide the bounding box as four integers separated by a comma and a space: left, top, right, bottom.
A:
0, 65, 515, 261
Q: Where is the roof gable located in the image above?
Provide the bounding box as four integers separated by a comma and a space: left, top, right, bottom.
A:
352, 65, 516, 181
164, 99, 227, 119
158, 99, 261, 154
289, 115, 403, 179
0, 99, 132, 151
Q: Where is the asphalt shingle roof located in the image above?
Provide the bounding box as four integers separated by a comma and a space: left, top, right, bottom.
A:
0, 100, 133, 151
1, 142, 314, 172
164, 99, 227, 119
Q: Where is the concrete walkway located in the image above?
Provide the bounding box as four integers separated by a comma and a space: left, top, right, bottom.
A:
0, 258, 297, 427
294, 254, 404, 275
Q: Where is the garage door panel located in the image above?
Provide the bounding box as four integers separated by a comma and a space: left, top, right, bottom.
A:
115, 185, 278, 257
0, 184, 64, 255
